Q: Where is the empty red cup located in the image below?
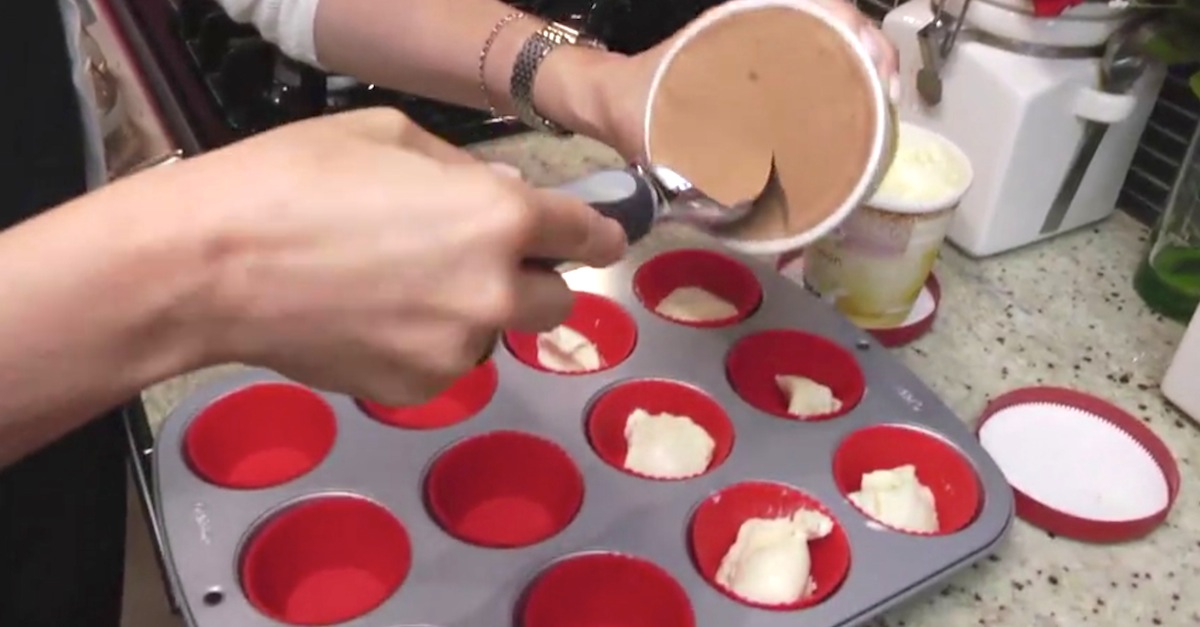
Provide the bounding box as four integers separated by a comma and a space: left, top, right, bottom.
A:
505, 291, 637, 374
586, 379, 734, 480
241, 495, 412, 626
725, 329, 865, 420
358, 360, 498, 429
689, 481, 851, 610
521, 552, 696, 627
632, 249, 762, 327
184, 383, 337, 489
425, 430, 584, 548
832, 424, 982, 534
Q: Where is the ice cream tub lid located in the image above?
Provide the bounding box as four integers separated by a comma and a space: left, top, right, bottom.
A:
775, 251, 941, 348
975, 386, 1180, 543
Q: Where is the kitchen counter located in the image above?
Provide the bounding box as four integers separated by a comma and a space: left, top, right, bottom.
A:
141, 134, 1199, 626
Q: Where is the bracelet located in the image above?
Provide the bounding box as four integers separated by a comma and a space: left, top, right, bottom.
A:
478, 12, 527, 117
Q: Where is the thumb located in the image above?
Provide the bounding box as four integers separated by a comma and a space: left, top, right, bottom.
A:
488, 162, 524, 179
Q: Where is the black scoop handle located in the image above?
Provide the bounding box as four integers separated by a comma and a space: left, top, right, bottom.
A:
529, 168, 659, 268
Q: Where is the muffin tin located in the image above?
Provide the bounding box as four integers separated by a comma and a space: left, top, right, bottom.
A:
153, 234, 1014, 627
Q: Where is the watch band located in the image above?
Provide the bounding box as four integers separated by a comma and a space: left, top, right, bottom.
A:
510, 21, 605, 136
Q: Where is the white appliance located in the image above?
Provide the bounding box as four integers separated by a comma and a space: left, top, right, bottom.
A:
1163, 307, 1200, 422
881, 0, 1166, 257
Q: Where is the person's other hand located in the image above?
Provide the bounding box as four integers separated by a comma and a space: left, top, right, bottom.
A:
588, 0, 900, 161
176, 108, 626, 405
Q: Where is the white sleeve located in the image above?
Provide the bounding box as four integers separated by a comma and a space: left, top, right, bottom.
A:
214, 0, 325, 68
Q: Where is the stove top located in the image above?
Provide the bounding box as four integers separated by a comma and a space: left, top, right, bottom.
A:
118, 0, 723, 152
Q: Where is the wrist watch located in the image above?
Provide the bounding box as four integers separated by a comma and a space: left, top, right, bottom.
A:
510, 21, 606, 136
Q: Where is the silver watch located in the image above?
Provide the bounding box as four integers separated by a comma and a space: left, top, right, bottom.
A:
510, 21, 606, 136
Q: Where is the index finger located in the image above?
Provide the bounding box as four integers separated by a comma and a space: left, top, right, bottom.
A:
518, 185, 628, 268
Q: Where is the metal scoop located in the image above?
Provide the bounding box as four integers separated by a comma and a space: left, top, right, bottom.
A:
483, 164, 753, 364
555, 163, 754, 245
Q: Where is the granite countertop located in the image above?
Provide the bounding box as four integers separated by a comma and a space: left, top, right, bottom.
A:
141, 135, 1199, 626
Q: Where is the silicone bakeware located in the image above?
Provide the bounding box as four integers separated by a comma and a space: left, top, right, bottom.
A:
153, 232, 1014, 627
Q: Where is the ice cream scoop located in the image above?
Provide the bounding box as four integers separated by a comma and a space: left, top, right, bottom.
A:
557, 163, 753, 243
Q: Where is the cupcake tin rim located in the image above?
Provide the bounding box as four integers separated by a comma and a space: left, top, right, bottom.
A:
153, 233, 1014, 627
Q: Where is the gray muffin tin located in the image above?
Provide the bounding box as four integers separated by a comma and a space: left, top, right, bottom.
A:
153, 233, 1014, 627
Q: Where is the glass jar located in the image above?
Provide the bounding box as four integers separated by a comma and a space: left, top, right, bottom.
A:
1134, 123, 1200, 322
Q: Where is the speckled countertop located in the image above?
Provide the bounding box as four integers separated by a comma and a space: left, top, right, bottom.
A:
142, 135, 1199, 627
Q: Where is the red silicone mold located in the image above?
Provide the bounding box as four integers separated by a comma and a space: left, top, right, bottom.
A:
725, 329, 865, 420
521, 552, 696, 627
586, 378, 734, 480
425, 430, 584, 548
505, 291, 637, 374
358, 360, 498, 429
633, 248, 762, 327
241, 495, 412, 626
689, 481, 851, 610
184, 383, 337, 489
832, 424, 982, 535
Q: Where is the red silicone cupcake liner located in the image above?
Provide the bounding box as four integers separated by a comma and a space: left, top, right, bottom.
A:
976, 387, 1180, 543
505, 291, 637, 374
358, 360, 498, 429
425, 430, 585, 548
633, 248, 763, 327
725, 329, 865, 420
775, 250, 941, 348
184, 383, 337, 490
586, 378, 735, 480
832, 424, 982, 535
520, 552, 696, 627
241, 495, 412, 626
689, 481, 851, 610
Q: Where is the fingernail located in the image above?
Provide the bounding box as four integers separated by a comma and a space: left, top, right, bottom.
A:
889, 75, 903, 104
859, 26, 885, 67
488, 162, 523, 179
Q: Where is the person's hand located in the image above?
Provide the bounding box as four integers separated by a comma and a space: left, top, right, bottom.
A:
586, 0, 900, 161
169, 108, 626, 405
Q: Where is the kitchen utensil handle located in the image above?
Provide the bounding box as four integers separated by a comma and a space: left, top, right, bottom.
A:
1041, 121, 1108, 234
476, 168, 659, 366
530, 167, 659, 268
557, 167, 658, 245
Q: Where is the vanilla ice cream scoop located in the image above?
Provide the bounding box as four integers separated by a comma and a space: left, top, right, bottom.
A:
537, 325, 601, 372
715, 509, 834, 605
655, 286, 739, 322
775, 375, 842, 417
623, 408, 716, 479
848, 464, 939, 533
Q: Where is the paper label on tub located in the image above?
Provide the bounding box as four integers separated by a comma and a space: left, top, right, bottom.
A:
835, 211, 915, 257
